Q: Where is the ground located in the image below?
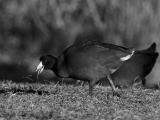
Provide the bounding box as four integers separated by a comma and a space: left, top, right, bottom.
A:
0, 80, 159, 120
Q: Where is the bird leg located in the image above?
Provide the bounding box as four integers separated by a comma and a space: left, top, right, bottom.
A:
107, 75, 116, 92
89, 81, 95, 97
107, 75, 121, 97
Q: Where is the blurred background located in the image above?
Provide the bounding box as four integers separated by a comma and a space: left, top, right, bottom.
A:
0, 0, 159, 85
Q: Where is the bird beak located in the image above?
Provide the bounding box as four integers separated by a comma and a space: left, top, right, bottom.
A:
36, 62, 44, 77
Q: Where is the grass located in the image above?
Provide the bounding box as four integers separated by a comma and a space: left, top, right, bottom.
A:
0, 81, 159, 120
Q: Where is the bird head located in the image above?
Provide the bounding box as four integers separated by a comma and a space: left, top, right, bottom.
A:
36, 55, 57, 77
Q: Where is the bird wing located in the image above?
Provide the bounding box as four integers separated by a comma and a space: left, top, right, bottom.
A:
64, 42, 134, 73
96, 46, 132, 73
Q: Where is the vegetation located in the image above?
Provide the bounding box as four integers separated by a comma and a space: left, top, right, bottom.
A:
0, 81, 159, 120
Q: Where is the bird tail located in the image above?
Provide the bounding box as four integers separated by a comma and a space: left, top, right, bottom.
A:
143, 52, 159, 73
142, 53, 159, 88
142, 52, 159, 85
138, 42, 157, 54
137, 43, 159, 77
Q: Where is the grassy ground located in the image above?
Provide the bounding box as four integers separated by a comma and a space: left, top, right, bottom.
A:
0, 81, 159, 120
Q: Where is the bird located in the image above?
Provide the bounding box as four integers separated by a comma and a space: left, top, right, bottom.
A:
99, 42, 159, 88
36, 40, 135, 96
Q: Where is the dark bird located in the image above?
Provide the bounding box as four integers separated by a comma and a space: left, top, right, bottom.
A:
36, 41, 135, 95
99, 43, 159, 88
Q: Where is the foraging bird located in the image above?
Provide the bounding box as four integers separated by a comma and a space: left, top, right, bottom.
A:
99, 43, 159, 88
36, 40, 135, 95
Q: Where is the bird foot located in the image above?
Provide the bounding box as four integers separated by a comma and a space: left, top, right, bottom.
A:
112, 88, 121, 97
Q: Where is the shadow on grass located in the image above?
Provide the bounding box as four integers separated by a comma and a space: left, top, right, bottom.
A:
0, 63, 37, 83
0, 63, 79, 85
0, 88, 50, 95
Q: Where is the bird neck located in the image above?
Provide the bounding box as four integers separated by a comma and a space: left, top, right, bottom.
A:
53, 55, 69, 78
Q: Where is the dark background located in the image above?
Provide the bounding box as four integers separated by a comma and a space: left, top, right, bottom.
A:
0, 0, 159, 84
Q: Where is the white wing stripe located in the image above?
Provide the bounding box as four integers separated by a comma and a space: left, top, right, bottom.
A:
120, 49, 135, 61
